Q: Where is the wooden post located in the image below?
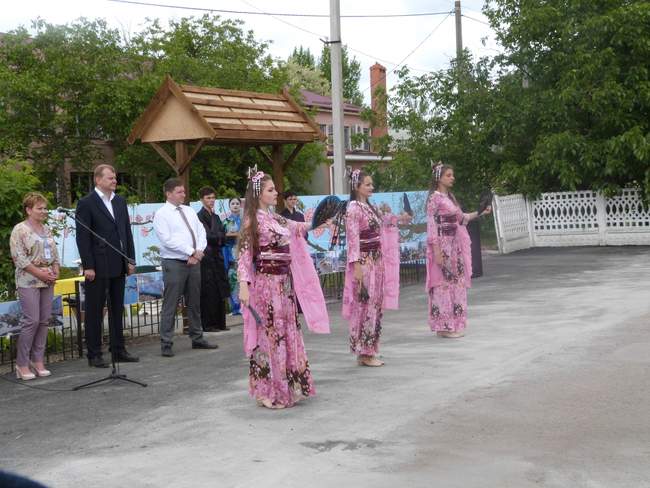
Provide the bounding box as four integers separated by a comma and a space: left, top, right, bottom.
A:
271, 144, 285, 208
175, 141, 190, 203
173, 140, 190, 332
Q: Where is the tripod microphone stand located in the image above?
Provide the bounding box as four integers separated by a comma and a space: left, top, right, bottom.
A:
58, 208, 147, 390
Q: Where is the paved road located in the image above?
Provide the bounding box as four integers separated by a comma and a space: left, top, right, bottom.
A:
2, 247, 649, 488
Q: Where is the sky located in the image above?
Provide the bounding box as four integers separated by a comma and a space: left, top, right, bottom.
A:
1, 0, 500, 104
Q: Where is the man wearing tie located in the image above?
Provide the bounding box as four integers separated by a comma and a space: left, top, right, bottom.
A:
153, 178, 218, 357
75, 164, 138, 367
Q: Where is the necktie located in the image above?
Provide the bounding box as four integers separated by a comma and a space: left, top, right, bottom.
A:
176, 206, 197, 251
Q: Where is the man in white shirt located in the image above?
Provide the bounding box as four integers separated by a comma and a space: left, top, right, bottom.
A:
153, 178, 218, 357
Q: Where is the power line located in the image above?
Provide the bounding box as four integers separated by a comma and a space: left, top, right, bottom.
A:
461, 5, 486, 16
238, 0, 326, 40
107, 0, 452, 18
345, 45, 435, 74
461, 14, 491, 27
108, 0, 447, 82
364, 12, 452, 93
238, 0, 441, 74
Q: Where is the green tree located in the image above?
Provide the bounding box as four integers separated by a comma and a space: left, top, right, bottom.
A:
383, 1, 650, 201
0, 160, 41, 298
384, 55, 497, 205
280, 59, 330, 96
0, 19, 127, 205
281, 142, 327, 195
0, 15, 325, 205
288, 46, 316, 69
318, 44, 363, 106
484, 0, 650, 197
108, 15, 284, 202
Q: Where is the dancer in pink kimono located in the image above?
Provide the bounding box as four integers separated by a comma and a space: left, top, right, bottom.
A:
426, 163, 491, 338
343, 169, 410, 367
238, 169, 330, 409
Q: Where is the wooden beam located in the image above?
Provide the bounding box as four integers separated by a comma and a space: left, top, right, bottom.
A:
282, 86, 327, 142
175, 141, 191, 203
150, 142, 178, 172
179, 84, 287, 101
178, 139, 206, 176
271, 145, 285, 204
255, 146, 273, 165
181, 97, 295, 113
284, 143, 305, 168
175, 141, 188, 168
210, 129, 316, 143
205, 122, 309, 133
193, 110, 304, 123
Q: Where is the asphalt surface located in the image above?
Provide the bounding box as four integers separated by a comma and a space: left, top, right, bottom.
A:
1, 246, 649, 488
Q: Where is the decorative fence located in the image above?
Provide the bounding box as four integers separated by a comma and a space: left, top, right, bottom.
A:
0, 260, 426, 369
0, 289, 169, 370
493, 189, 650, 253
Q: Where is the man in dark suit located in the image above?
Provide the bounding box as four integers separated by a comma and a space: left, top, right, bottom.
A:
75, 164, 139, 367
196, 186, 230, 331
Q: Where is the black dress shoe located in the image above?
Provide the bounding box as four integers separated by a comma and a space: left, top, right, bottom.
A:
115, 350, 140, 363
161, 345, 174, 357
191, 339, 218, 349
217, 326, 230, 331
88, 356, 109, 368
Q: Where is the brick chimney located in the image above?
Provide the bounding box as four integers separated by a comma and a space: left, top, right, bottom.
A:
370, 63, 388, 151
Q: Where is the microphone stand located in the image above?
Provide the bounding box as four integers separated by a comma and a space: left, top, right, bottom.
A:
59, 208, 147, 390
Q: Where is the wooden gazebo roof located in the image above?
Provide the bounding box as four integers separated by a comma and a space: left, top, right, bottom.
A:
127, 76, 325, 200
128, 75, 325, 146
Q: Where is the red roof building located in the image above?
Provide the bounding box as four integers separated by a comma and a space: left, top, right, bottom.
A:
300, 63, 391, 194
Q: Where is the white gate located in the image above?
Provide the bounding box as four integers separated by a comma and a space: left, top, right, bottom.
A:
492, 194, 531, 254
493, 189, 650, 253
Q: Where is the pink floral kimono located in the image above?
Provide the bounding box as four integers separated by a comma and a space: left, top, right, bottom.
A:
426, 191, 473, 333
342, 201, 400, 357
238, 210, 330, 407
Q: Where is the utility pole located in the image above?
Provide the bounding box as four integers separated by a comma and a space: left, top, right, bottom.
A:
329, 0, 346, 195
454, 0, 464, 94
455, 0, 463, 62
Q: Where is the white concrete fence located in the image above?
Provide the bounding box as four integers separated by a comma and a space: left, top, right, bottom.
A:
492, 189, 650, 254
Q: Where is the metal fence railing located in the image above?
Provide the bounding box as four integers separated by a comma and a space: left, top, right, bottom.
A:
1, 292, 82, 371
319, 259, 425, 302
1, 261, 427, 369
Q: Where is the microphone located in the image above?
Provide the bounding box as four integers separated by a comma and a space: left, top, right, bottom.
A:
55, 206, 136, 267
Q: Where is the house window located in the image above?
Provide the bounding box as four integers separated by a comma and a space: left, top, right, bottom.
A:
70, 172, 95, 203
327, 124, 333, 146
344, 126, 351, 151
363, 128, 371, 151
354, 125, 363, 150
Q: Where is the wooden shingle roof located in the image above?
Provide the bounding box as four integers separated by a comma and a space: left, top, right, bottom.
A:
127, 75, 325, 146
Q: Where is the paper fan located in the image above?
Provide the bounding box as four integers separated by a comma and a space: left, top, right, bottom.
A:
402, 193, 413, 216
312, 195, 344, 229
477, 190, 493, 215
